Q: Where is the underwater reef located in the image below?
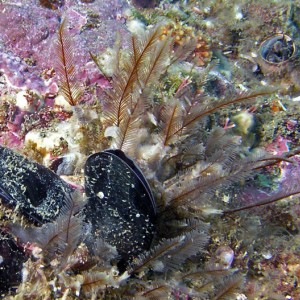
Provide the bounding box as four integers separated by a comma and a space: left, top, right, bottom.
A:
1, 0, 300, 299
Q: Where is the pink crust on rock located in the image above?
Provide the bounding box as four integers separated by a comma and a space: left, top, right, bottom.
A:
265, 135, 291, 155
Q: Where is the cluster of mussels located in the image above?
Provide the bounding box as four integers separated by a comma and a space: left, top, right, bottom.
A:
0, 146, 156, 294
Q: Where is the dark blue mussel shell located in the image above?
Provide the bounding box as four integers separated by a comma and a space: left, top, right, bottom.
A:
0, 146, 74, 294
0, 146, 74, 224
84, 149, 156, 266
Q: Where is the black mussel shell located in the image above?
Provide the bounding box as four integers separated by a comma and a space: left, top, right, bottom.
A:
84, 149, 156, 264
0, 146, 74, 224
0, 146, 74, 294
0, 231, 27, 295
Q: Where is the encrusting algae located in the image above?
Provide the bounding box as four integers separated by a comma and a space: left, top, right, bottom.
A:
1, 1, 300, 299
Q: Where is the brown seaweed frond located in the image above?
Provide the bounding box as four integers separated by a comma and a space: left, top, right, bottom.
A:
103, 25, 165, 126
165, 172, 225, 209
129, 236, 183, 274
181, 271, 244, 299
157, 100, 185, 146
129, 229, 208, 274
159, 89, 276, 146
138, 283, 171, 299
179, 267, 241, 299
163, 130, 281, 211
182, 266, 234, 281
114, 102, 144, 151
102, 25, 173, 150
170, 37, 198, 65
212, 273, 245, 300
163, 230, 209, 271
164, 158, 253, 209
10, 190, 84, 264
252, 147, 300, 170
78, 271, 117, 294
89, 237, 119, 266
55, 19, 83, 106
182, 88, 275, 131
204, 127, 241, 165
37, 191, 84, 261
223, 177, 300, 214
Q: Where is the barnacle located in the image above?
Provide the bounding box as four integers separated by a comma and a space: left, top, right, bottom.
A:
254, 33, 300, 91
259, 34, 296, 64
257, 34, 297, 75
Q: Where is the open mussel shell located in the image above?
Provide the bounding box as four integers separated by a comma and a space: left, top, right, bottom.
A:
0, 146, 74, 224
84, 149, 156, 265
259, 34, 296, 65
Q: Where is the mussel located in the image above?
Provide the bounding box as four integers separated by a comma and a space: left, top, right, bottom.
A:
0, 146, 75, 294
0, 231, 26, 295
84, 149, 156, 265
0, 146, 74, 225
0, 146, 156, 293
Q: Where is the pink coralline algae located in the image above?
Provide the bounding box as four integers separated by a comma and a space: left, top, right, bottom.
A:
0, 52, 52, 91
0, 0, 128, 94
265, 135, 291, 155
0, 3, 58, 91
0, 0, 128, 148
